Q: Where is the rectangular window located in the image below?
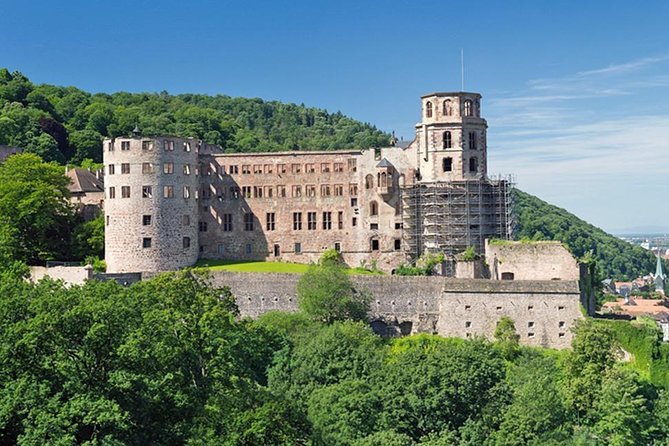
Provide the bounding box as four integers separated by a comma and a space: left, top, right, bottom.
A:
163, 162, 174, 174
338, 211, 344, 230
321, 163, 330, 173
292, 185, 302, 197
394, 239, 401, 250
334, 242, 341, 252
371, 239, 379, 251
321, 184, 331, 197
349, 184, 358, 196
395, 222, 403, 229
223, 213, 233, 231
183, 164, 191, 175
242, 186, 252, 198
142, 163, 153, 174
352, 217, 357, 226
334, 184, 344, 196
443, 157, 453, 172
142, 215, 152, 226
121, 141, 130, 151
263, 164, 273, 174
277, 185, 286, 197
230, 187, 240, 199
266, 212, 276, 231
348, 159, 357, 172
559, 321, 566, 328
253, 186, 263, 199
182, 215, 190, 226
291, 163, 302, 174
108, 141, 113, 151
294, 242, 301, 254
183, 142, 191, 152
334, 162, 344, 172
142, 237, 152, 248
108, 186, 116, 199
217, 244, 225, 254
229, 165, 239, 174
305, 163, 315, 173
244, 213, 254, 231
307, 212, 317, 230
351, 197, 358, 207
164, 140, 174, 151
528, 321, 535, 328
142, 140, 153, 150
264, 186, 273, 198
163, 185, 174, 198
121, 163, 130, 174
293, 212, 302, 230
183, 236, 191, 248
322, 212, 332, 230
306, 185, 316, 197
370, 223, 378, 230
242, 165, 250, 174
199, 221, 208, 232
253, 164, 262, 174
277, 164, 286, 174
121, 186, 130, 198
108, 164, 115, 175
469, 131, 477, 150
245, 243, 252, 254
183, 186, 191, 199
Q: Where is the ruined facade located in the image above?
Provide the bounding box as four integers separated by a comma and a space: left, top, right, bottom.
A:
104, 92, 512, 274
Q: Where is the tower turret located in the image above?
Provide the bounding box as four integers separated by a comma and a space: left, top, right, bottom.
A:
104, 136, 200, 273
414, 92, 487, 182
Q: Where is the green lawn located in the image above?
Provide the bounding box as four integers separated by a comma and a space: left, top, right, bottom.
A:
194, 259, 382, 275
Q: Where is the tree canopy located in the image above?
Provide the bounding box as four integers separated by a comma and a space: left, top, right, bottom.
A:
0, 68, 390, 165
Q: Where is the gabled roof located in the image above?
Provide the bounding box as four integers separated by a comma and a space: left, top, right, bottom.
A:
376, 158, 393, 168
66, 168, 104, 194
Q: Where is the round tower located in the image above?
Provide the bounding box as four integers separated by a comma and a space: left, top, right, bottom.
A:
104, 136, 200, 273
414, 92, 487, 182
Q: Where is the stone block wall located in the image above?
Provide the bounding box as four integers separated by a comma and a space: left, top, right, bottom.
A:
30, 265, 93, 286
207, 271, 583, 349
485, 240, 580, 281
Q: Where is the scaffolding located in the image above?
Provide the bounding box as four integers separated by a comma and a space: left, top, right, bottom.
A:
401, 175, 514, 266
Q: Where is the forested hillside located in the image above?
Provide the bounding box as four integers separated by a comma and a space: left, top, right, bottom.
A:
513, 189, 663, 281
0, 69, 390, 164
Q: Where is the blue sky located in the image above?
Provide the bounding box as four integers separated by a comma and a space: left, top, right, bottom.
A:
2, 0, 668, 233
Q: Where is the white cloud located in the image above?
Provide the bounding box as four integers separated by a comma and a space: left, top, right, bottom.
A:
484, 56, 669, 232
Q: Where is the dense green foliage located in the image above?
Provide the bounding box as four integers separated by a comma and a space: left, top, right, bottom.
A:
3, 264, 669, 445
0, 68, 390, 164
0, 153, 103, 264
513, 189, 665, 280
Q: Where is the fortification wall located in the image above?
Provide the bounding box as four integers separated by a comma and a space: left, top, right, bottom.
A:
208, 271, 582, 348
437, 279, 582, 349
485, 240, 580, 281
30, 265, 93, 286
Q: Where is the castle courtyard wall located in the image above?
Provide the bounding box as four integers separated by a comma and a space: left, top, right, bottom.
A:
207, 271, 583, 349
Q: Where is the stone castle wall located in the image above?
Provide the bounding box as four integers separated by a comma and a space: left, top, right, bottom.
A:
485, 240, 580, 281
208, 271, 583, 348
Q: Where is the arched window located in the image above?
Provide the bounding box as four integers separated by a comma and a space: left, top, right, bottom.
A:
379, 171, 387, 187
443, 100, 452, 116
443, 157, 453, 172
425, 101, 433, 118
463, 99, 473, 117
370, 201, 378, 216
443, 131, 452, 149
365, 174, 374, 189
469, 157, 478, 172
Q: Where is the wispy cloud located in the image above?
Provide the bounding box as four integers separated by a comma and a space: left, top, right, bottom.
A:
485, 55, 669, 232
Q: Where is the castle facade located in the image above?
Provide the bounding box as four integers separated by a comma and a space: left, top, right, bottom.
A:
104, 92, 512, 273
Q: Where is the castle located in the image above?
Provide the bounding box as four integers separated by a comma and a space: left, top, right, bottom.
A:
104, 92, 512, 273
